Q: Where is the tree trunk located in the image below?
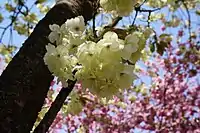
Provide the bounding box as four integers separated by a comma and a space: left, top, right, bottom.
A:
0, 0, 96, 132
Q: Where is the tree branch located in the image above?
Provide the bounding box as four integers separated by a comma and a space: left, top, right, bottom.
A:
33, 80, 76, 133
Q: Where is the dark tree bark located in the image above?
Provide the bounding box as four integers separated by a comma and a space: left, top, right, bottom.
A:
0, 0, 96, 132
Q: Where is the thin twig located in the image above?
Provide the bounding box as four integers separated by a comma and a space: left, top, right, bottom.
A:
132, 10, 138, 25
105, 16, 122, 28
92, 12, 97, 38
0, 0, 35, 44
182, 0, 191, 42
131, 0, 160, 26
132, 0, 147, 25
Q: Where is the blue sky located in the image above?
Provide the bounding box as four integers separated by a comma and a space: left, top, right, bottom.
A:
0, 0, 55, 46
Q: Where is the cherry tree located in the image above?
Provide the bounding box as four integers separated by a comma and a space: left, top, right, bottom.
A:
0, 0, 199, 132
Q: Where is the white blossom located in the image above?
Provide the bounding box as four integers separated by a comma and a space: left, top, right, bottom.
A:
44, 16, 147, 102
100, 0, 138, 16
65, 16, 86, 35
